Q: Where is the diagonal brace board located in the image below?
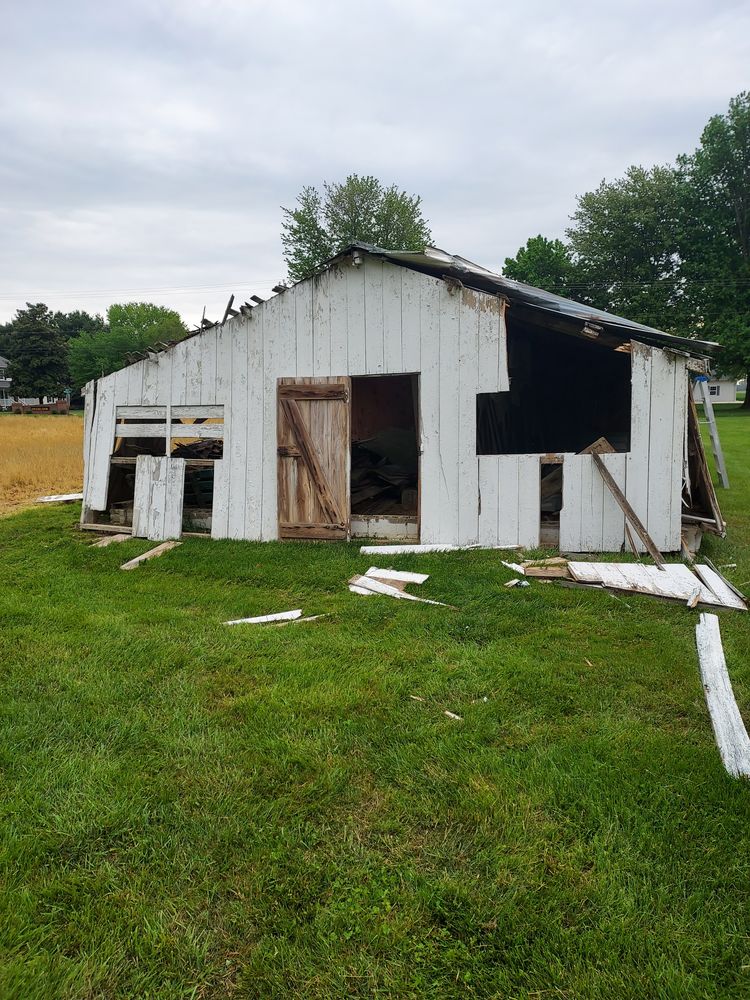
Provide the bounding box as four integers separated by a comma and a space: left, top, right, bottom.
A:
280, 396, 344, 525
697, 379, 730, 488
591, 452, 665, 568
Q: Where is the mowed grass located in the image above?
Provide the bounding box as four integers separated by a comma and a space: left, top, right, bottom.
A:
0, 411, 749, 999
0, 414, 83, 515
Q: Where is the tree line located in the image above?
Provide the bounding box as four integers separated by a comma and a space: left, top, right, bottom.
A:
0, 302, 187, 404
503, 91, 750, 400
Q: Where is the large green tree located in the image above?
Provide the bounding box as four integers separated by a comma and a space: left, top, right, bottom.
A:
566, 165, 690, 332
53, 310, 106, 341
69, 302, 187, 388
502, 235, 586, 300
6, 303, 69, 403
678, 91, 750, 401
281, 174, 432, 282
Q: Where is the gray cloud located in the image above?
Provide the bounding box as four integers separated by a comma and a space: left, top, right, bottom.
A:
1, 0, 748, 324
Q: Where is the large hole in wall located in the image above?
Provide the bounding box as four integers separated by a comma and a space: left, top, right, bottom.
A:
477, 319, 632, 455
350, 374, 419, 518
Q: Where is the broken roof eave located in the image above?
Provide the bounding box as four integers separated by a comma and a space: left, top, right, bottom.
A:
334, 242, 720, 360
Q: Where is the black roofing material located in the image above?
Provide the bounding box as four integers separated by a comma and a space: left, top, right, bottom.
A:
338, 242, 719, 359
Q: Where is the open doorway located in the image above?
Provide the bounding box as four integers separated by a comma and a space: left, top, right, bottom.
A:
350, 374, 419, 540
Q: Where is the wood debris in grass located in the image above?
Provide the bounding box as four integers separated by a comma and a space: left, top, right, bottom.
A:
444, 710, 463, 721
348, 574, 453, 607
267, 613, 329, 627
120, 540, 181, 570
695, 612, 750, 778
224, 609, 303, 625
91, 533, 131, 547
35, 492, 83, 504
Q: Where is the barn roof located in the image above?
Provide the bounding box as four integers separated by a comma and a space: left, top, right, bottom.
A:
338, 242, 719, 359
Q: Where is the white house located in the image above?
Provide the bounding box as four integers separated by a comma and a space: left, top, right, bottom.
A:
81, 243, 723, 552
691, 377, 738, 404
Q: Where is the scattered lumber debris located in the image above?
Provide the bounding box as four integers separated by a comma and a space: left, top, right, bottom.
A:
90, 533, 130, 547
267, 613, 329, 627
502, 555, 747, 611
36, 492, 83, 504
224, 609, 303, 625
348, 572, 453, 607
120, 540, 181, 570
444, 710, 463, 721
695, 612, 750, 778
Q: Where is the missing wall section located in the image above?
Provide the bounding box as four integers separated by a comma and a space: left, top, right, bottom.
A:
540, 460, 562, 548
477, 319, 631, 455
350, 374, 419, 537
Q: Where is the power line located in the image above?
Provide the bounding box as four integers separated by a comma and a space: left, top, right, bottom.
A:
0, 278, 281, 302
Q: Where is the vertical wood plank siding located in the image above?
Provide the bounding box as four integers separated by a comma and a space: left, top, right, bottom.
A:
82, 256, 687, 550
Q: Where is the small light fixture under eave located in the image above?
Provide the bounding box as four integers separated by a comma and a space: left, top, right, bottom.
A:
352, 250, 364, 267
582, 322, 603, 339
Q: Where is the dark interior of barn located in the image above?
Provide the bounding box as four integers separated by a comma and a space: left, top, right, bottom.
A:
477, 317, 632, 455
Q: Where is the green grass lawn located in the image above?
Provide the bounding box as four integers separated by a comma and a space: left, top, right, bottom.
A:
1, 410, 749, 999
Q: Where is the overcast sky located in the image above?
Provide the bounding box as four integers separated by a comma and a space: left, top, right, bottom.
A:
1, 0, 748, 327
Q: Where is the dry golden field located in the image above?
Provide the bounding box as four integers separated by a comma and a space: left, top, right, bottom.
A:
0, 414, 83, 515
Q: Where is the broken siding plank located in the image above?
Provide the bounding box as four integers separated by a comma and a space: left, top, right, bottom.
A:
81, 380, 95, 507
365, 567, 429, 584
312, 268, 332, 376
183, 335, 202, 404
382, 263, 402, 374
91, 532, 131, 547
669, 358, 689, 544
457, 289, 480, 545
400, 267, 421, 373
477, 294, 499, 394
364, 257, 385, 375
694, 565, 748, 611
478, 457, 500, 546
568, 562, 717, 604
120, 540, 181, 571
695, 613, 750, 777
133, 456, 159, 538
88, 373, 116, 510
163, 458, 185, 540
345, 260, 366, 374
646, 347, 675, 550
225, 609, 303, 625
626, 341, 652, 553
418, 274, 442, 543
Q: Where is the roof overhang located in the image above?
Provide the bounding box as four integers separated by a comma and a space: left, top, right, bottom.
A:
331, 242, 719, 360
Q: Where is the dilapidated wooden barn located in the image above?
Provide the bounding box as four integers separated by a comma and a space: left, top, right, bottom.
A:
81, 243, 724, 551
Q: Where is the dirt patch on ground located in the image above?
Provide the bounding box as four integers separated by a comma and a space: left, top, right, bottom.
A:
0, 414, 83, 515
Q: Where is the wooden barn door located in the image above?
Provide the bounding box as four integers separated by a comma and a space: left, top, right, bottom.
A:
277, 377, 351, 540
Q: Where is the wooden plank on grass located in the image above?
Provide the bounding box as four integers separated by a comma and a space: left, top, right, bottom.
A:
694, 565, 748, 611
224, 609, 302, 625
91, 533, 131, 547
120, 540, 181, 571
349, 575, 452, 607
36, 492, 84, 503
695, 612, 750, 777
365, 567, 429, 585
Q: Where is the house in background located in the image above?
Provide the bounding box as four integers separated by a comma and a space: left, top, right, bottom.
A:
691, 376, 738, 404
81, 243, 724, 552
0, 356, 10, 410
0, 353, 69, 411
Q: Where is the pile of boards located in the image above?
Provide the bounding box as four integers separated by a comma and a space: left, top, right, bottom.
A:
503, 557, 747, 611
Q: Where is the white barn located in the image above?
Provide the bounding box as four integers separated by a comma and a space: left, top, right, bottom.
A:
81, 244, 724, 552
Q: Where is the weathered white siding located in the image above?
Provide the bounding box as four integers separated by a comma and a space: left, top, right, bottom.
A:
82, 256, 689, 551
83, 257, 510, 545
132, 456, 185, 540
